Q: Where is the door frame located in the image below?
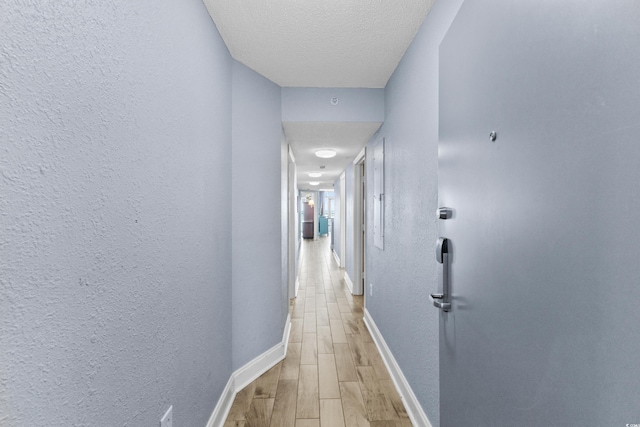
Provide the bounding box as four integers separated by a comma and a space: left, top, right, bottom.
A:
287, 146, 297, 298
339, 172, 346, 268
352, 148, 366, 295
312, 191, 319, 240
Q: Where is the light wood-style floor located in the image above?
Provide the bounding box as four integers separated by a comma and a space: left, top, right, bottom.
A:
224, 237, 412, 427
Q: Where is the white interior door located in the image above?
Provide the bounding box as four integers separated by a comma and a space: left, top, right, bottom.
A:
437, 1, 640, 425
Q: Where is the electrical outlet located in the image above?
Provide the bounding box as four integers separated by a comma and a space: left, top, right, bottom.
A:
369, 283, 373, 296
160, 406, 172, 427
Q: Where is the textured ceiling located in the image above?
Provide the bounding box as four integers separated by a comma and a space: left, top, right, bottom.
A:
284, 122, 382, 190
204, 0, 435, 88
203, 0, 434, 192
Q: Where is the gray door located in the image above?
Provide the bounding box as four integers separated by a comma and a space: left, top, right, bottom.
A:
437, 1, 640, 426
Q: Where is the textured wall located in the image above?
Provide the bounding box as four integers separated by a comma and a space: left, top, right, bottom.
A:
0, 1, 233, 426
231, 61, 287, 369
364, 0, 464, 425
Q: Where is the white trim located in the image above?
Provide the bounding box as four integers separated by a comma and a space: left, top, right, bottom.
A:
206, 314, 291, 427
205, 376, 235, 427
339, 173, 346, 268
313, 191, 319, 240
352, 158, 365, 296
281, 313, 292, 358
363, 309, 433, 427
234, 338, 285, 393
353, 147, 366, 165
233, 315, 291, 390
288, 144, 296, 163
288, 151, 297, 300
344, 271, 354, 295
332, 250, 340, 266
295, 277, 300, 298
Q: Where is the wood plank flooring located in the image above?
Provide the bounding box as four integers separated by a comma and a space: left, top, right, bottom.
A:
224, 237, 412, 427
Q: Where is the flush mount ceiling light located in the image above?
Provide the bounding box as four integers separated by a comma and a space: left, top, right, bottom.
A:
315, 149, 336, 159
309, 182, 320, 186
308, 172, 322, 178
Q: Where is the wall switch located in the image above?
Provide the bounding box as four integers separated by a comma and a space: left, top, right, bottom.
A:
160, 406, 173, 427
370, 283, 373, 296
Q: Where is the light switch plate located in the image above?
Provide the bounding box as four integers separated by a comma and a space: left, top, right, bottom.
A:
160, 406, 172, 427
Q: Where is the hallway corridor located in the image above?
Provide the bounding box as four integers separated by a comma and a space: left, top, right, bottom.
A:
224, 238, 412, 427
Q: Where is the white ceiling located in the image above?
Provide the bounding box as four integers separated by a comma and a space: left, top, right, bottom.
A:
203, 0, 435, 191
204, 0, 435, 88
284, 122, 382, 190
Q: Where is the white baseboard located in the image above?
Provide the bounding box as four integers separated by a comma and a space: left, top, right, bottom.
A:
332, 250, 340, 266
206, 314, 291, 427
344, 272, 354, 295
363, 309, 433, 427
235, 315, 291, 391
281, 314, 292, 356
205, 375, 235, 427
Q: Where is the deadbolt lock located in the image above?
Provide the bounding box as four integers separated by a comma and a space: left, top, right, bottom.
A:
438, 207, 453, 220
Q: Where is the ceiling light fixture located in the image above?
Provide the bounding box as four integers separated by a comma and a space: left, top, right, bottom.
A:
309, 182, 320, 186
308, 172, 322, 178
315, 149, 336, 159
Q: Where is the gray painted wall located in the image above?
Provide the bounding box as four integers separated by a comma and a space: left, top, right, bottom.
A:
363, 1, 464, 426
0, 1, 233, 425
231, 61, 288, 369
282, 88, 384, 123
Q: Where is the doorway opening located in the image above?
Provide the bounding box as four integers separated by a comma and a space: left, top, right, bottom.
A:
352, 148, 366, 296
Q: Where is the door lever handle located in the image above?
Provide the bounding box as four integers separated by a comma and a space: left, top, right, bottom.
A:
432, 238, 451, 312
432, 299, 451, 311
